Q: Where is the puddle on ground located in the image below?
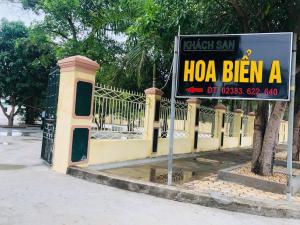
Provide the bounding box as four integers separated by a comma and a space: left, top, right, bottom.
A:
0, 164, 26, 170
100, 151, 254, 185
21, 138, 40, 141
102, 158, 234, 185
103, 166, 215, 185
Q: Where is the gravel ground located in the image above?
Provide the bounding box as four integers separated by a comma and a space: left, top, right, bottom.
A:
182, 150, 300, 203
182, 175, 300, 203
232, 164, 300, 184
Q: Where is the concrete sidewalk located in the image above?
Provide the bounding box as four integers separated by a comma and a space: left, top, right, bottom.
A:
0, 128, 299, 225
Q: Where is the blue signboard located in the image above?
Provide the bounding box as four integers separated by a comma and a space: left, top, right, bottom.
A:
176, 33, 293, 101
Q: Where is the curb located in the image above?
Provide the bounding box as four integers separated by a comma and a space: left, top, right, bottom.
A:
218, 162, 300, 195
67, 166, 300, 219
0, 125, 27, 128
218, 163, 287, 194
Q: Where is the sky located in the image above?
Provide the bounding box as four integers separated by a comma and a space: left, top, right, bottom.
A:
0, 0, 43, 26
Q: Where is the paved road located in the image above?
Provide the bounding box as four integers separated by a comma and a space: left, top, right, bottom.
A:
0, 128, 299, 225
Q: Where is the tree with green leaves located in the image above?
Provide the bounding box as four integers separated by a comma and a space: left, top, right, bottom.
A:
20, 0, 300, 171
22, 0, 124, 85
177, 0, 300, 174
112, 0, 300, 173
0, 19, 55, 126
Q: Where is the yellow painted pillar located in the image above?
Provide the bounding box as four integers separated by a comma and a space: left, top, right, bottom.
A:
247, 112, 255, 146
233, 109, 243, 147
214, 103, 226, 149
144, 87, 163, 155
52, 55, 99, 173
186, 98, 201, 152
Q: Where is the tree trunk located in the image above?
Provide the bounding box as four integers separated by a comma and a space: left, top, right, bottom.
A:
0, 101, 16, 126
24, 97, 40, 125
258, 101, 287, 175
292, 110, 300, 161
251, 101, 269, 174
8, 114, 14, 126
8, 104, 15, 126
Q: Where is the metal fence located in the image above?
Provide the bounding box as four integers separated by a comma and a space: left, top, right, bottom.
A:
278, 121, 288, 144
92, 84, 146, 139
91, 84, 258, 143
41, 67, 60, 165
224, 112, 235, 137
159, 97, 188, 138
241, 115, 249, 137
198, 106, 216, 138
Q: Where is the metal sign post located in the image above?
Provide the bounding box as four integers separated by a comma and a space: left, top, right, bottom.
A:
167, 35, 179, 185
287, 33, 297, 200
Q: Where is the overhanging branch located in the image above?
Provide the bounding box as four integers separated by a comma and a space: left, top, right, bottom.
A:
227, 0, 249, 32
13, 106, 22, 116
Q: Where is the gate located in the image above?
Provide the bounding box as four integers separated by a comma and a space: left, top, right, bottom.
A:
41, 67, 60, 165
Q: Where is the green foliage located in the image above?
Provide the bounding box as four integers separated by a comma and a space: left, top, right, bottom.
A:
22, 0, 124, 76
110, 0, 300, 95
0, 0, 298, 125
0, 19, 56, 124
20, 0, 300, 95
108, 0, 207, 92
0, 19, 28, 108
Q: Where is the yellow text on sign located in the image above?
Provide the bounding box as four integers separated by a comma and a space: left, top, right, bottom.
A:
183, 60, 282, 84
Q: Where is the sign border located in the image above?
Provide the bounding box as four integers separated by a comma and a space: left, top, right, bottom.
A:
175, 32, 293, 101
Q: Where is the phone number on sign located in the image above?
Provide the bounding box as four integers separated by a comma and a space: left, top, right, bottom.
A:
207, 87, 279, 96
